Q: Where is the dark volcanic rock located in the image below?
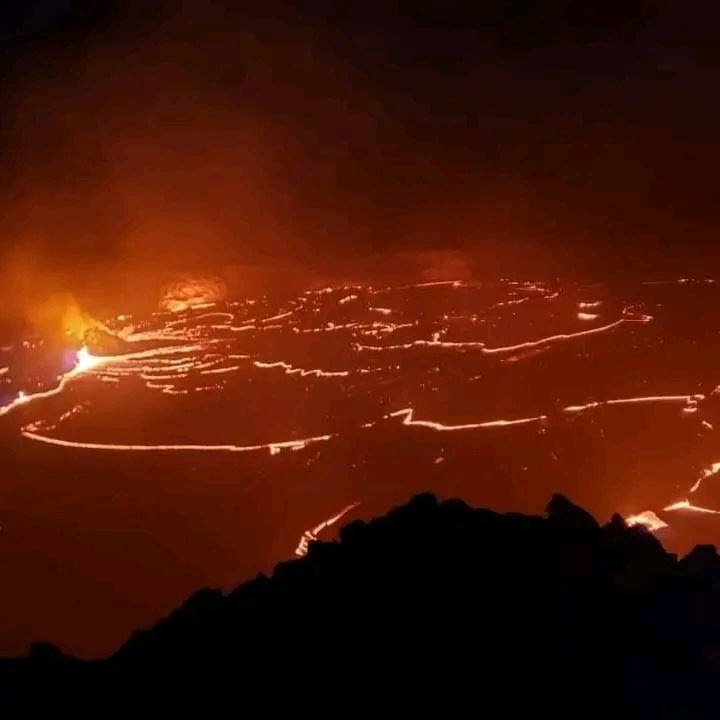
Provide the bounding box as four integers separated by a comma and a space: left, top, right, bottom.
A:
546, 492, 600, 530
3, 491, 720, 717
680, 544, 720, 577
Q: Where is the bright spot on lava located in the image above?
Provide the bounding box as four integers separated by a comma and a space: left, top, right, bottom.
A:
625, 510, 669, 532
73, 347, 98, 374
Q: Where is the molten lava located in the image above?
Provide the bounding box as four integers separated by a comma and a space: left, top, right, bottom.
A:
2, 277, 720, 554
73, 347, 98, 374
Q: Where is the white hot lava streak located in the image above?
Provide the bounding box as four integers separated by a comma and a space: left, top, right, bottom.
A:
295, 502, 361, 557
563, 395, 704, 415
664, 499, 720, 516
624, 460, 720, 531
625, 511, 669, 532
689, 462, 720, 493
253, 360, 350, 378
0, 347, 111, 418
378, 279, 465, 292
354, 314, 651, 356
386, 408, 546, 430
22, 422, 334, 454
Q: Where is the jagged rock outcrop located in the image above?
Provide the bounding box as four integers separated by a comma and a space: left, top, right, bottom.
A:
2, 492, 720, 717
546, 492, 599, 530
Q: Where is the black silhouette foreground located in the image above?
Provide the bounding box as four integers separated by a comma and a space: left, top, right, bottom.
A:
2, 492, 720, 716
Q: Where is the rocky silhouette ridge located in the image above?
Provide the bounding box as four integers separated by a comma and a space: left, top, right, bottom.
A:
3, 492, 720, 716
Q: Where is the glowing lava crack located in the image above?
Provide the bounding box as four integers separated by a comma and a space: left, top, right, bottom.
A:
3, 277, 720, 544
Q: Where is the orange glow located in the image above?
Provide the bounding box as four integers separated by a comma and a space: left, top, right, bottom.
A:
0, 0, 715, 661
0, 345, 104, 417
624, 460, 720, 532
663, 499, 720, 516
0, 280, 698, 464
25, 293, 108, 344
72, 347, 101, 374
626, 511, 669, 532
4, 276, 720, 592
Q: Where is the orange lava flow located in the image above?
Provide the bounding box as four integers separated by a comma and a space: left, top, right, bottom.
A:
0, 346, 108, 418
625, 511, 669, 532
663, 499, 720, 516
4, 277, 720, 548
355, 313, 651, 356
624, 461, 720, 532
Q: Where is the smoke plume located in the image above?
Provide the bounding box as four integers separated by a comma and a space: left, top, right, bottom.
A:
0, 2, 390, 320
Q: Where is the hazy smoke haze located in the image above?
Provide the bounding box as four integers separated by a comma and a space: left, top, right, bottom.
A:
0, 0, 718, 327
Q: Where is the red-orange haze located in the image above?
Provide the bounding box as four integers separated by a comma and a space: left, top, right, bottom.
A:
0, 1, 717, 327
0, 0, 668, 324
0, 3, 392, 319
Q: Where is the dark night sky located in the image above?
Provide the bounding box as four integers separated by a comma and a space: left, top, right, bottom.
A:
0, 0, 718, 312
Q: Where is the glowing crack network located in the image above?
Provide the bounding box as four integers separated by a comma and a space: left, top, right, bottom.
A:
3, 276, 720, 549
